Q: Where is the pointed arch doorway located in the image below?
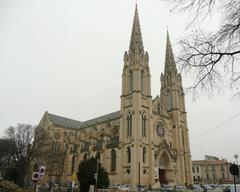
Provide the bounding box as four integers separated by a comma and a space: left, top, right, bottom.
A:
158, 151, 172, 185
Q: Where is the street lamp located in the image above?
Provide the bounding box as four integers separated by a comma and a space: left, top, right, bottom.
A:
234, 154, 239, 165
234, 154, 239, 184
95, 158, 99, 192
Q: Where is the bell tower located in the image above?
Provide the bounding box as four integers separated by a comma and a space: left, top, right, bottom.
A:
119, 5, 153, 185
160, 32, 193, 185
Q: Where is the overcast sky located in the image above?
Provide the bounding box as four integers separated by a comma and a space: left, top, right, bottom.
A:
0, 0, 239, 162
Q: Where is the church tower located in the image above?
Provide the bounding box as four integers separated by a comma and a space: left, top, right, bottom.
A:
36, 5, 194, 188
119, 5, 153, 185
160, 32, 193, 185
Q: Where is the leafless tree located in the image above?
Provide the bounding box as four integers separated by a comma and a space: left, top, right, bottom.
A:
166, 0, 240, 99
0, 139, 14, 169
3, 124, 50, 186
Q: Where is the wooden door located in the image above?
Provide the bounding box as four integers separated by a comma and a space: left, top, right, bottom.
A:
159, 168, 167, 184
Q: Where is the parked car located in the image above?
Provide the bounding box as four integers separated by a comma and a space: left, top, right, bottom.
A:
161, 184, 173, 192
188, 184, 204, 192
174, 185, 187, 192
202, 184, 215, 192
210, 184, 223, 192
109, 184, 121, 189
119, 184, 130, 191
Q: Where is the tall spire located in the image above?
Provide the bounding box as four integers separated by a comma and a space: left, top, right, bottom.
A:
164, 31, 177, 74
129, 5, 144, 53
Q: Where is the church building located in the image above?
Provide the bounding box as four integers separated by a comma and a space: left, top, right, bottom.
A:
38, 6, 193, 187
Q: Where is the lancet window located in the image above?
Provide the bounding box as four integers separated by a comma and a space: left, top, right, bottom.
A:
143, 147, 146, 164
127, 112, 132, 137
142, 112, 147, 137
52, 141, 60, 151
111, 149, 117, 171
127, 146, 131, 163
71, 155, 75, 174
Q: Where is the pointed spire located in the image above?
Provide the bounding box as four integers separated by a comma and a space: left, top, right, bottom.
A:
129, 5, 144, 53
164, 31, 177, 74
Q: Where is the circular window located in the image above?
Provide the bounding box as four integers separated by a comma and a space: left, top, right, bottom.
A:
155, 121, 165, 137
54, 132, 61, 140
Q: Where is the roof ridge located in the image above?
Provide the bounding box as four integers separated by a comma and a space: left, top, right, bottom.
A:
47, 110, 121, 129
48, 113, 82, 123
80, 110, 120, 128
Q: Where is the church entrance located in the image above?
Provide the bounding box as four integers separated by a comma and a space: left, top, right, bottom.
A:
159, 169, 167, 184
158, 151, 171, 185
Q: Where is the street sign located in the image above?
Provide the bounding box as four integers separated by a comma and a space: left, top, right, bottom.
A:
229, 164, 239, 176
32, 172, 40, 181
39, 165, 46, 178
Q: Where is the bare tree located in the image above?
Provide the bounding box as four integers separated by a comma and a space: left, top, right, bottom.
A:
0, 139, 13, 170
166, 0, 240, 99
3, 124, 50, 186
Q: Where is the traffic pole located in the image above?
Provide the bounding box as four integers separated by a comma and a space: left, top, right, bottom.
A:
34, 180, 38, 192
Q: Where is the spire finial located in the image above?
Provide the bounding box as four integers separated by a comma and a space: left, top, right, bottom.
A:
164, 31, 177, 74
129, 4, 144, 53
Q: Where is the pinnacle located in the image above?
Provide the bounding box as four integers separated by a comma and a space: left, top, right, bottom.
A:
164, 31, 177, 74
129, 5, 144, 53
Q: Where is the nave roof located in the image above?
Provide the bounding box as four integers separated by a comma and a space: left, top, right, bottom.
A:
46, 110, 120, 129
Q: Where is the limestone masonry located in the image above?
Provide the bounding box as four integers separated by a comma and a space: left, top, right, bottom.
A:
37, 6, 193, 187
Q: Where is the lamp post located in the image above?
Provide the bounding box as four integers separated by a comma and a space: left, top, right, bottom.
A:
234, 154, 239, 184
95, 158, 99, 192
234, 154, 239, 165
138, 162, 140, 192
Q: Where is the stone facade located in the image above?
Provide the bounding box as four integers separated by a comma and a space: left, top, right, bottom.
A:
192, 155, 236, 184
37, 6, 193, 188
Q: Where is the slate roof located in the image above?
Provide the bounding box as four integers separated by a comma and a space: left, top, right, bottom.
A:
80, 111, 120, 128
47, 111, 120, 129
48, 113, 82, 129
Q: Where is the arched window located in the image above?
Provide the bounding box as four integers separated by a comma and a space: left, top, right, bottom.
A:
71, 155, 75, 174
127, 146, 131, 163
111, 149, 117, 171
142, 113, 147, 137
143, 147, 146, 164
130, 70, 133, 91
127, 112, 132, 137
141, 70, 144, 92
83, 153, 87, 161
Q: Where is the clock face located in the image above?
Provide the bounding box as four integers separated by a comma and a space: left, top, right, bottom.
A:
156, 121, 165, 137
